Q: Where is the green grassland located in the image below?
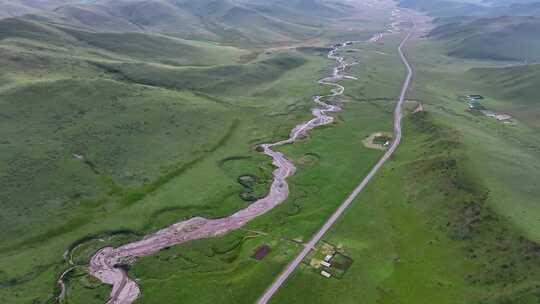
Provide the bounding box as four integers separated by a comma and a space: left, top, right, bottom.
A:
130, 7, 540, 304
105, 31, 404, 304
405, 38, 540, 241
267, 23, 540, 303
398, 0, 487, 17
464, 64, 540, 129
0, 18, 250, 66
429, 16, 540, 62
3, 0, 354, 45
122, 94, 393, 304
98, 53, 309, 96
11, 2, 540, 304
399, 0, 540, 64
63, 30, 250, 66
400, 0, 540, 18
63, 42, 400, 303
0, 49, 323, 304
271, 111, 540, 304
0, 5, 391, 303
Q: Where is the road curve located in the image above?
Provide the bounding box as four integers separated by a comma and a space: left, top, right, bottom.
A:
80, 39, 369, 304
257, 19, 417, 304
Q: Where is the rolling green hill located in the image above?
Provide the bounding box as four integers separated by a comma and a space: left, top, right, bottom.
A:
0, 3, 359, 301
466, 63, 540, 127
3, 1, 540, 304
400, 0, 540, 62
101, 53, 307, 95
398, 0, 486, 17
399, 0, 540, 17
4, 0, 351, 45
0, 0, 80, 19
63, 29, 250, 66
430, 16, 540, 62
468, 63, 540, 104
0, 17, 249, 66
0, 10, 317, 244
0, 18, 74, 43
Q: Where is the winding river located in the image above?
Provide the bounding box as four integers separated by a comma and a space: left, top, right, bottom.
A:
80, 37, 375, 304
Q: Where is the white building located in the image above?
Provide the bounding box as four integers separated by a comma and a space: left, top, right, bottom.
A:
495, 114, 512, 121
321, 271, 332, 278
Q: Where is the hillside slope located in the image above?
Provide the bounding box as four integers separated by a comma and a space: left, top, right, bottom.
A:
0, 7, 338, 301
0, 17, 249, 66
3, 0, 351, 44
430, 16, 540, 62
465, 63, 540, 127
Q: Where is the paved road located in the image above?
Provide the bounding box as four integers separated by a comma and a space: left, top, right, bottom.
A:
257, 19, 417, 304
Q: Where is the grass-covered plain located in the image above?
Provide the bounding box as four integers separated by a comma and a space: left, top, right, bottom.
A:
463, 64, 540, 129
268, 17, 540, 303
16, 2, 540, 304
271, 110, 540, 304
0, 0, 359, 45
0, 4, 394, 302
429, 16, 540, 63
121, 93, 393, 304
93, 31, 405, 304
0, 48, 326, 304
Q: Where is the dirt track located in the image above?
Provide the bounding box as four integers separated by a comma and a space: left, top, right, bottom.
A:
83, 39, 365, 304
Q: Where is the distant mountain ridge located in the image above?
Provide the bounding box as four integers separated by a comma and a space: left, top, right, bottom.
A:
399, 0, 540, 17
399, 0, 540, 62
0, 0, 351, 44
429, 15, 540, 62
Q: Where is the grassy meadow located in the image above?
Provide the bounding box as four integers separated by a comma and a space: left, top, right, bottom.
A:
0, 46, 325, 304
8, 2, 540, 304
406, 38, 540, 241
107, 52, 398, 304
92, 30, 403, 304
0, 5, 393, 303
271, 109, 540, 304
268, 18, 540, 304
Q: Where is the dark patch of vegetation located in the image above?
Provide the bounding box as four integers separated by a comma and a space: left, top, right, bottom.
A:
0, 18, 66, 43
237, 174, 269, 202
296, 46, 332, 55
217, 155, 253, 167
97, 54, 307, 95
326, 252, 353, 279
66, 29, 231, 66
296, 152, 321, 167
0, 264, 55, 289
372, 135, 391, 145
66, 229, 141, 256
144, 205, 215, 232
113, 263, 131, 272
1, 216, 92, 254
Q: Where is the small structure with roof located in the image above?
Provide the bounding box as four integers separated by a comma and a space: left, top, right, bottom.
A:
495, 114, 512, 121
321, 271, 332, 278
324, 254, 333, 262
465, 94, 484, 101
